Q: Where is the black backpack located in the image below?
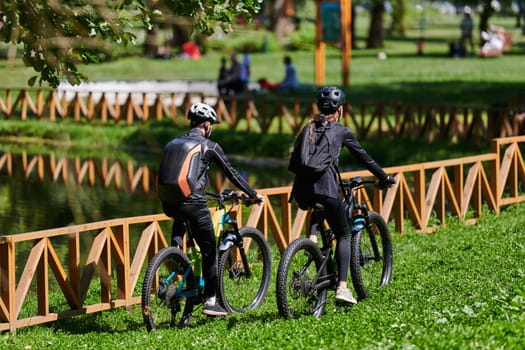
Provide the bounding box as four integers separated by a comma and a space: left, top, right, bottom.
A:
157, 136, 204, 203
288, 122, 337, 176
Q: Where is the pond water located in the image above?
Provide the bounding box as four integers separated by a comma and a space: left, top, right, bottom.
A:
0, 152, 292, 236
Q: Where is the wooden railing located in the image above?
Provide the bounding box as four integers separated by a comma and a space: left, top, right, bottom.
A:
1, 87, 524, 141
1, 135, 525, 332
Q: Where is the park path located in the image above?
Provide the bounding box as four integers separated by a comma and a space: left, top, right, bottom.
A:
57, 80, 222, 106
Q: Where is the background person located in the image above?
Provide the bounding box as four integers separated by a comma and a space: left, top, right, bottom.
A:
240, 50, 251, 88
289, 86, 395, 305
479, 25, 506, 57
459, 6, 475, 56
157, 102, 263, 317
217, 57, 228, 93
257, 55, 299, 91
218, 53, 244, 96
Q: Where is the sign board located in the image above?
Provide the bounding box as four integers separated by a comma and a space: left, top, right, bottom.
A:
315, 0, 352, 86
321, 2, 341, 42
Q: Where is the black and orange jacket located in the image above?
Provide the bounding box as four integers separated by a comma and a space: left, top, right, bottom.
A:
158, 128, 257, 204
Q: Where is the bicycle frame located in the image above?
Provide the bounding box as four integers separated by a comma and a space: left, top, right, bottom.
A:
172, 190, 253, 303
310, 177, 378, 289
342, 178, 384, 259
142, 190, 270, 330
276, 176, 392, 319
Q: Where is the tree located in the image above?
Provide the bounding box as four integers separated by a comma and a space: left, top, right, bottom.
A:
366, 0, 385, 48
263, 0, 297, 43
388, 0, 407, 36
0, 0, 260, 87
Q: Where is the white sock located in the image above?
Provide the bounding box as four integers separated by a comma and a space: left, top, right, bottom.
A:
206, 296, 216, 305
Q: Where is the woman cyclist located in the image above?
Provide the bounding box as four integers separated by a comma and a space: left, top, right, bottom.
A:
289, 86, 395, 304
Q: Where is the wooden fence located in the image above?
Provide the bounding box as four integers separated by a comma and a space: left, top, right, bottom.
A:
1, 135, 525, 332
1, 87, 524, 141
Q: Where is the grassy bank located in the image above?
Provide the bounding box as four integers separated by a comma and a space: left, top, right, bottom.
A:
1, 203, 524, 349
0, 119, 490, 168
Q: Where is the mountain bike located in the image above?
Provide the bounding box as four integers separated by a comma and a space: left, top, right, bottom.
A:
276, 177, 393, 318
141, 190, 272, 331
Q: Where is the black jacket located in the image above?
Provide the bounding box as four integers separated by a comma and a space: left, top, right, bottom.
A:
290, 121, 388, 208
159, 128, 257, 204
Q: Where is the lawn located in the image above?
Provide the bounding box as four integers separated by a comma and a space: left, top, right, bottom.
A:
1, 203, 524, 349
1, 9, 524, 348
0, 13, 524, 106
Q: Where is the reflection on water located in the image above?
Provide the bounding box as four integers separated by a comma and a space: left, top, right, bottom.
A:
0, 152, 292, 235
0, 174, 162, 235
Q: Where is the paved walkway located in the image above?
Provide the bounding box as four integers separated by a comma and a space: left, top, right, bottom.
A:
56, 80, 261, 106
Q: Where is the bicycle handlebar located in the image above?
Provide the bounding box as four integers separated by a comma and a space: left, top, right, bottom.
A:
340, 177, 377, 191
206, 190, 260, 207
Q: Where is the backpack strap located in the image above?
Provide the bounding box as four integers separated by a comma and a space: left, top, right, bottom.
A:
335, 164, 346, 195
324, 122, 339, 171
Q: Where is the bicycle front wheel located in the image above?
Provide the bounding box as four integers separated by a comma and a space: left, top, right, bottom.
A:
276, 238, 327, 319
141, 246, 197, 331
217, 227, 272, 313
350, 211, 393, 300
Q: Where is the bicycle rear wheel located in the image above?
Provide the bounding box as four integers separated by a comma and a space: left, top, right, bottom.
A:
350, 211, 393, 300
276, 238, 327, 319
217, 227, 272, 313
141, 247, 197, 331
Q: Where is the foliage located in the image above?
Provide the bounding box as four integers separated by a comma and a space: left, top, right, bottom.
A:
1, 203, 524, 348
0, 0, 149, 87
0, 0, 261, 87
161, 0, 262, 36
206, 28, 280, 54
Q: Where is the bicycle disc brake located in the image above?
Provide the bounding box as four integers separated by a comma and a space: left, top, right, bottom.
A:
291, 271, 315, 298
228, 261, 247, 279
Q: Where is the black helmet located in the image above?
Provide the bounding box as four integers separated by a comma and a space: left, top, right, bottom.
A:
188, 102, 220, 125
317, 86, 345, 114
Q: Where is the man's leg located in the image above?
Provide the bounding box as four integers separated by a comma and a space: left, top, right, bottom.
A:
183, 204, 228, 316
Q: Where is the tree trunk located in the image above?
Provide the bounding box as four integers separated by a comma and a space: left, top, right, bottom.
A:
388, 0, 407, 36
479, 0, 495, 35
265, 0, 295, 43
143, 25, 158, 56
367, 1, 385, 48
170, 18, 191, 49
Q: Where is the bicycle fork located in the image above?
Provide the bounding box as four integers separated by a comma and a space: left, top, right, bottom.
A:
353, 212, 382, 265
219, 220, 253, 279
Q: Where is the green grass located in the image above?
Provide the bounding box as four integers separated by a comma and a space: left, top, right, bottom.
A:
2, 203, 524, 349
0, 14, 524, 105
0, 118, 491, 166
1, 10, 524, 348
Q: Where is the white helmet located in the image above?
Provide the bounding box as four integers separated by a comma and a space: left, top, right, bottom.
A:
188, 103, 220, 125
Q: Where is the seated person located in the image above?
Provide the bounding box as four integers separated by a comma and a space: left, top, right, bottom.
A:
218, 53, 245, 96
178, 42, 201, 60
479, 26, 505, 57
257, 56, 299, 91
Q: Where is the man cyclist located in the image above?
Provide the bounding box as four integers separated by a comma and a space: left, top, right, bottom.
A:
158, 102, 263, 316
289, 86, 395, 304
